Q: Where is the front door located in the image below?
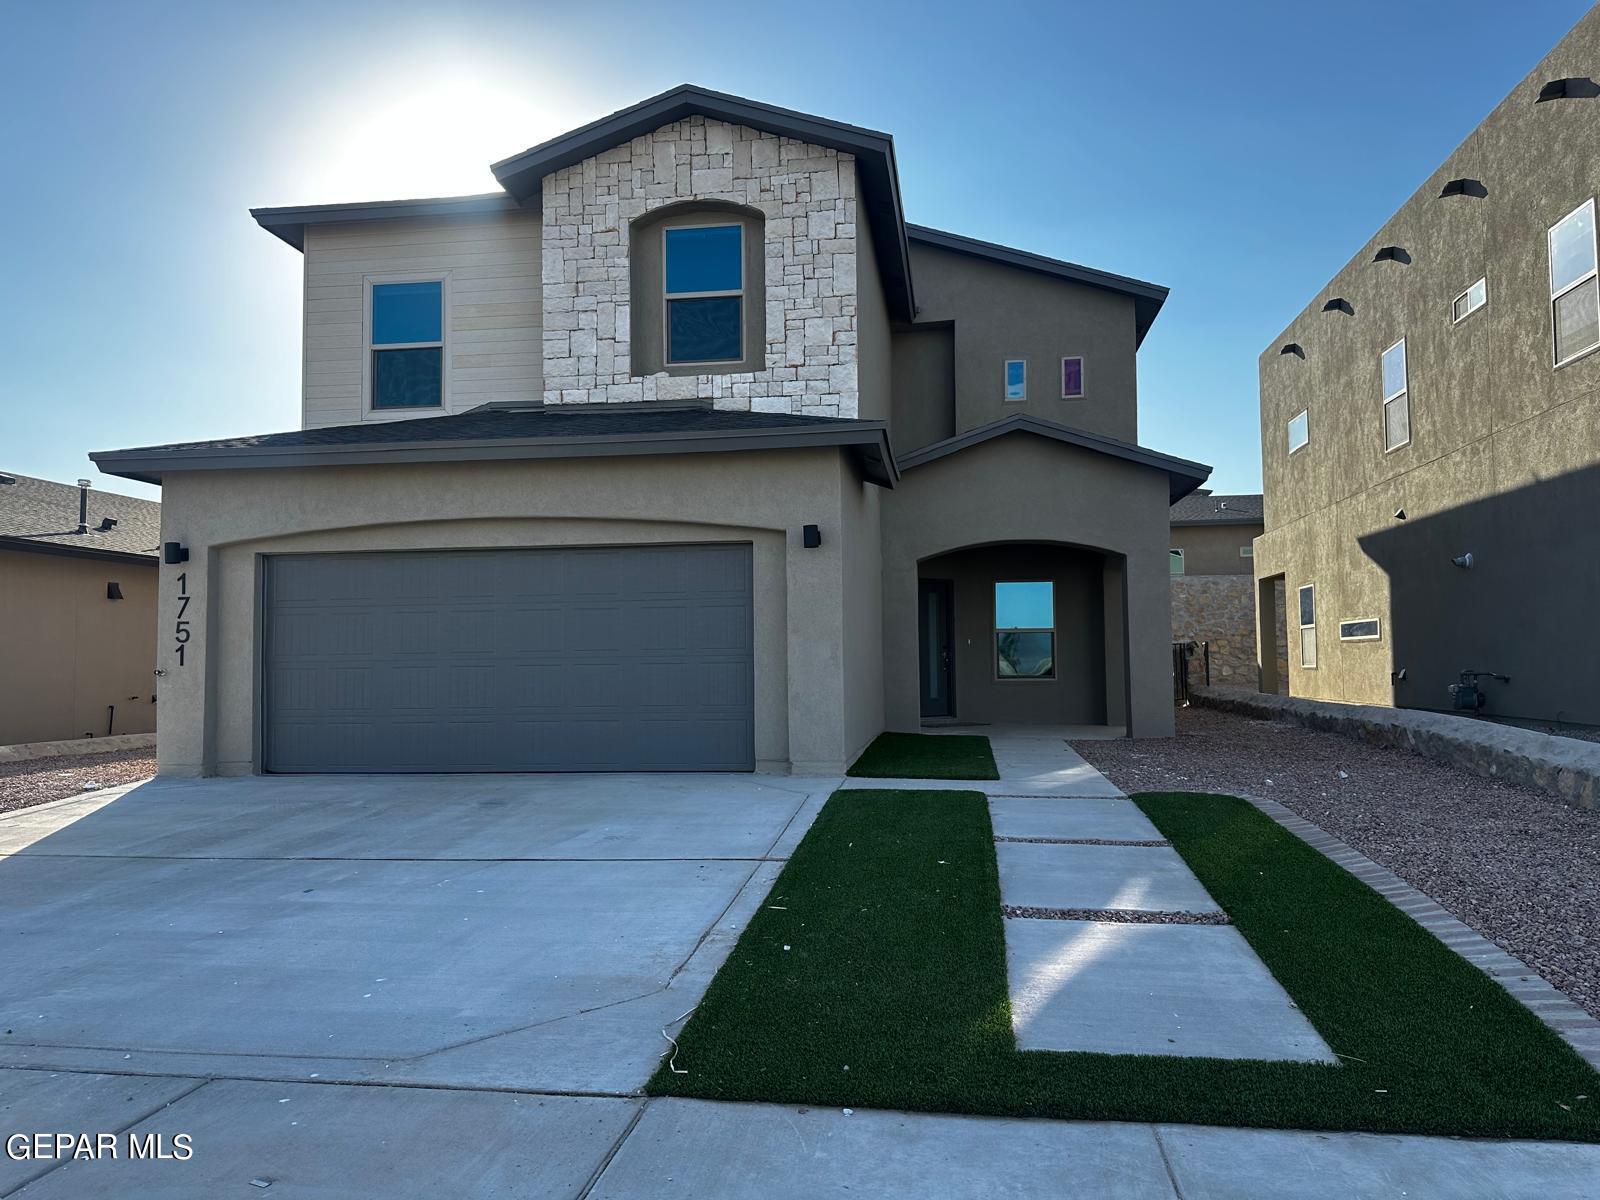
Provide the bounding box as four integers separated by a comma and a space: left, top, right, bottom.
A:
918, 578, 955, 719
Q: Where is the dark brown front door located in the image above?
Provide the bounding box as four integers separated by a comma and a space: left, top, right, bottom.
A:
918, 578, 955, 719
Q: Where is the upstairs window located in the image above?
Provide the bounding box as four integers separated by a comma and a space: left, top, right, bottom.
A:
1061, 356, 1085, 399
1549, 198, 1599, 366
665, 224, 743, 364
995, 581, 1055, 679
371, 281, 443, 409
1452, 277, 1487, 324
1004, 359, 1027, 401
1381, 338, 1410, 452
1287, 409, 1309, 454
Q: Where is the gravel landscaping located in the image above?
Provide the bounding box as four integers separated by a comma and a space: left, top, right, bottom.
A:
1071, 706, 1600, 1019
0, 749, 156, 814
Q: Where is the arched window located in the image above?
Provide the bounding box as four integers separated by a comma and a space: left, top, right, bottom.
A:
629, 201, 766, 377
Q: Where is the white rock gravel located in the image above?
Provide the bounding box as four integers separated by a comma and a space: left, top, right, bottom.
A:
1072, 706, 1600, 1019
0, 749, 156, 815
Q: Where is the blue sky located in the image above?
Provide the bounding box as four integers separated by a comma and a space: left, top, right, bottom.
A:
2, 1, 1590, 501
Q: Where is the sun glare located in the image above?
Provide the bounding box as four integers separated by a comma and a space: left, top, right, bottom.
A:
286, 63, 593, 203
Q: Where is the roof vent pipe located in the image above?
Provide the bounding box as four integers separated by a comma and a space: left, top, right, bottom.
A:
76, 478, 91, 534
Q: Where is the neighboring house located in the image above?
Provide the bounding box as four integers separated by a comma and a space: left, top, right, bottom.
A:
93, 85, 1208, 777
1254, 9, 1600, 725
0, 473, 161, 744
1168, 491, 1284, 689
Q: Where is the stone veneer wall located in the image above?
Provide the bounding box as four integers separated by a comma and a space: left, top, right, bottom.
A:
1172, 575, 1256, 686
541, 116, 859, 415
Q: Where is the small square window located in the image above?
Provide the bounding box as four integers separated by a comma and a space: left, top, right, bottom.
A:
1004, 359, 1026, 401
1061, 356, 1085, 398
1288, 409, 1309, 454
1452, 277, 1487, 323
995, 581, 1054, 678
1169, 549, 1185, 576
1239, 545, 1254, 558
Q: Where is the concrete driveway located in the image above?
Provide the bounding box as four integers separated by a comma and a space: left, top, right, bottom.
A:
2, 771, 1597, 1198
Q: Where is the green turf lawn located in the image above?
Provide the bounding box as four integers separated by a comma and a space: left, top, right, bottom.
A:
847, 732, 999, 780
648, 789, 1600, 1141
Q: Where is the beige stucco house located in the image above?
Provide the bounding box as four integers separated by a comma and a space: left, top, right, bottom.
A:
93, 86, 1208, 777
0, 473, 161, 745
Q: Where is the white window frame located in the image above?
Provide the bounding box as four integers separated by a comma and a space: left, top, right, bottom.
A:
1381, 337, 1410, 453
1060, 355, 1086, 399
1239, 545, 1254, 559
363, 273, 449, 420
1169, 548, 1185, 576
1338, 618, 1382, 642
993, 580, 1056, 681
1003, 359, 1027, 402
1287, 409, 1309, 454
1297, 583, 1318, 669
1549, 198, 1600, 368
1451, 276, 1487, 325
663, 221, 745, 367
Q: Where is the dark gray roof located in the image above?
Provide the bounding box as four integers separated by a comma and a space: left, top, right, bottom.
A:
896, 414, 1209, 502
252, 193, 523, 252
91, 403, 897, 488
906, 225, 1169, 346
1170, 492, 1263, 526
0, 472, 160, 561
491, 84, 914, 322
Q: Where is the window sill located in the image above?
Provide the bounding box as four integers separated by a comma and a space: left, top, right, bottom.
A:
1555, 340, 1600, 370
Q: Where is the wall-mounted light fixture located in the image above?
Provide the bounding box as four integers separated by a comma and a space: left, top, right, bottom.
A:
802, 524, 822, 549
1452, 552, 1474, 569
163, 542, 189, 565
106, 582, 124, 601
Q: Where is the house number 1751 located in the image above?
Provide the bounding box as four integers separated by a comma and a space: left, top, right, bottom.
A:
174, 572, 191, 666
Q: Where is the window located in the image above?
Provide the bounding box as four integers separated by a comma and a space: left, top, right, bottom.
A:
1339, 618, 1382, 641
371, 281, 443, 409
1287, 409, 1309, 454
1061, 356, 1085, 399
995, 581, 1054, 678
1298, 584, 1317, 668
1169, 549, 1186, 576
1381, 338, 1410, 452
1239, 545, 1254, 558
1004, 359, 1026, 401
664, 224, 743, 363
1452, 277, 1487, 324
1549, 198, 1599, 366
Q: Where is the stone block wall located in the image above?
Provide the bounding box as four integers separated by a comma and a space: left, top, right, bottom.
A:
540, 116, 859, 415
1171, 574, 1259, 686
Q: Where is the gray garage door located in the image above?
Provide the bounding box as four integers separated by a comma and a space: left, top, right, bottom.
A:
262, 544, 754, 773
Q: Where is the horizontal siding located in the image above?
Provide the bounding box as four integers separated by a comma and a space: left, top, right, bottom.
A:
301, 212, 542, 428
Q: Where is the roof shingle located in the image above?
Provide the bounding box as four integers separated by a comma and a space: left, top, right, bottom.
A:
0, 472, 160, 559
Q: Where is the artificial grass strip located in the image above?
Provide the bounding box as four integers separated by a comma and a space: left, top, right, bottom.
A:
847, 732, 999, 780
648, 789, 1600, 1141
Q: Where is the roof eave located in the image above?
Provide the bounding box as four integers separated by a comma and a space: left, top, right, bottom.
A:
249, 193, 526, 252
0, 535, 159, 565
91, 423, 898, 489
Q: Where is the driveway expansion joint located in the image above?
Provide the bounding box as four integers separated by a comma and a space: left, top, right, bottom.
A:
994, 834, 1170, 847
1003, 904, 1232, 925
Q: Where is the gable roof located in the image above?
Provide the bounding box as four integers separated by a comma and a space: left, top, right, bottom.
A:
91, 403, 897, 488
1170, 492, 1264, 526
896, 414, 1209, 502
0, 472, 161, 562
907, 225, 1169, 346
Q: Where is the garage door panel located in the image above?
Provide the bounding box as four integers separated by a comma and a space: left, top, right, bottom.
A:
263, 545, 755, 772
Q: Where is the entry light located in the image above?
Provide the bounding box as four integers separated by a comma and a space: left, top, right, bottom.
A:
802, 525, 822, 549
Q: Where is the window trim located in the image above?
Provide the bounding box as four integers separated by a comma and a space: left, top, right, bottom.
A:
1451, 276, 1488, 325
364, 273, 448, 418
1169, 548, 1185, 576
1297, 583, 1318, 669
1239, 545, 1254, 558
1060, 355, 1086, 399
1338, 617, 1382, 642
662, 221, 745, 367
1549, 197, 1600, 369
1381, 336, 1411, 453
1003, 359, 1027, 402
1287, 409, 1310, 455
993, 579, 1056, 682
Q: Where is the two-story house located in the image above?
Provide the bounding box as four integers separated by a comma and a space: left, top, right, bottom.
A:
94, 86, 1208, 777
1252, 9, 1600, 729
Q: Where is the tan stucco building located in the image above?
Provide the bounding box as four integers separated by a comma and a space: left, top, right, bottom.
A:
0, 473, 161, 745
94, 87, 1208, 777
1255, 11, 1600, 728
